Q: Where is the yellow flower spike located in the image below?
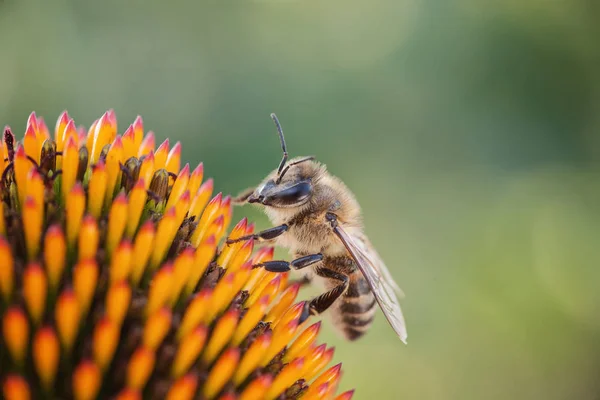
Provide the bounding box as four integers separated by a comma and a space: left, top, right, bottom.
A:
335, 390, 356, 400
33, 326, 60, 390
23, 124, 39, 165
174, 190, 191, 228
37, 117, 50, 139
154, 138, 169, 171
265, 283, 301, 324
310, 363, 343, 393
77, 216, 99, 261
106, 192, 128, 256
262, 319, 300, 367
231, 295, 270, 346
54, 110, 69, 148
165, 141, 181, 175
165, 163, 190, 212
304, 346, 336, 382
243, 248, 275, 294
188, 178, 214, 221
116, 389, 142, 400
23, 196, 43, 260
171, 326, 208, 378
166, 374, 198, 400
26, 112, 39, 133
121, 125, 136, 160
25, 167, 44, 206
87, 161, 108, 219
0, 237, 14, 301
150, 207, 177, 269
2, 307, 29, 365
246, 274, 282, 308
204, 215, 225, 245
239, 375, 272, 400
73, 259, 98, 318
13, 145, 29, 206
202, 309, 240, 364
66, 184, 85, 249
43, 225, 66, 290
216, 217, 248, 267
265, 357, 305, 400
85, 119, 98, 152
169, 247, 194, 305
3, 374, 31, 400
93, 317, 119, 371
106, 281, 131, 327
190, 192, 222, 247
143, 308, 172, 350
233, 332, 271, 385
126, 346, 155, 390
23, 262, 46, 325
184, 235, 217, 296
104, 136, 124, 207
137, 131, 155, 157
130, 221, 155, 286
61, 137, 79, 202
177, 289, 212, 340
203, 348, 240, 400
220, 195, 233, 232
285, 321, 322, 362
90, 111, 117, 164
146, 264, 174, 316
138, 151, 155, 191
125, 178, 147, 237
204, 272, 236, 324
218, 393, 237, 400
55, 289, 80, 352
273, 301, 305, 331
72, 360, 101, 400
187, 162, 204, 197
132, 116, 144, 149
224, 240, 253, 272
62, 118, 79, 149
231, 262, 253, 296
109, 240, 133, 284
304, 382, 329, 399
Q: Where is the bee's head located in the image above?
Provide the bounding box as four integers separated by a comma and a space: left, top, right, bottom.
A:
246, 114, 320, 208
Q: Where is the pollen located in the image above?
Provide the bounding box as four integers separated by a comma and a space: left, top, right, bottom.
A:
0, 110, 354, 400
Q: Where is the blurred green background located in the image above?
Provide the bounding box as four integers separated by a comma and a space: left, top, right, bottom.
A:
1, 0, 600, 398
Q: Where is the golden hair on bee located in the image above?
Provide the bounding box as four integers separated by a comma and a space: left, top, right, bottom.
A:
229, 113, 407, 343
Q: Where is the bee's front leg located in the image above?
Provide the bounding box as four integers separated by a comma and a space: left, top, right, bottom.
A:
225, 224, 289, 245
253, 253, 323, 272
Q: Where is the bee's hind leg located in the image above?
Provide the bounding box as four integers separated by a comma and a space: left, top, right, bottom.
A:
253, 253, 323, 272
299, 268, 349, 323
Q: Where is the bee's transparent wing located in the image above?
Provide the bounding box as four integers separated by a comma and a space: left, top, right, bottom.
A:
333, 224, 408, 343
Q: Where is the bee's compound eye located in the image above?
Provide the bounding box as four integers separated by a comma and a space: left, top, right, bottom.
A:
270, 180, 312, 206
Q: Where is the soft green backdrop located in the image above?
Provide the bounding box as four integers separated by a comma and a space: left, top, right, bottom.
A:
1, 0, 599, 399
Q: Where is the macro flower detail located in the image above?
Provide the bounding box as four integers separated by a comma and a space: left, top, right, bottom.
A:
0, 111, 355, 400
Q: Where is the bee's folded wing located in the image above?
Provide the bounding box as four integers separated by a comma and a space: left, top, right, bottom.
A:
332, 224, 408, 344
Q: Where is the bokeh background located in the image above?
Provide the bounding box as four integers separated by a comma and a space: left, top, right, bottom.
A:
1, 0, 600, 398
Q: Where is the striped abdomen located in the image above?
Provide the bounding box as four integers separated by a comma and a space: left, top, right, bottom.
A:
330, 271, 377, 341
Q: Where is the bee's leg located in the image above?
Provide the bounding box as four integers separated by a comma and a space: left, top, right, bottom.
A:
226, 224, 288, 245
299, 268, 349, 323
253, 253, 323, 273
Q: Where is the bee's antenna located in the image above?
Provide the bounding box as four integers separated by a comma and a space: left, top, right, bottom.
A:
270, 113, 288, 175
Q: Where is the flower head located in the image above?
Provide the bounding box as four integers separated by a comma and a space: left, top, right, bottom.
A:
0, 111, 354, 400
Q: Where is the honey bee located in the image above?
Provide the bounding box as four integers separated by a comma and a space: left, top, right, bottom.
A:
228, 114, 407, 343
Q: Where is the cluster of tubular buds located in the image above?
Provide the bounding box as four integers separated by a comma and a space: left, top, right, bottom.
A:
0, 111, 354, 400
